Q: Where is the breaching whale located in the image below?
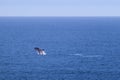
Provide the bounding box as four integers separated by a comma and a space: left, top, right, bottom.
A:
34, 47, 46, 55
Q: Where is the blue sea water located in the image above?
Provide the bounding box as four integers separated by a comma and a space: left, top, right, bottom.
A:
0, 17, 120, 80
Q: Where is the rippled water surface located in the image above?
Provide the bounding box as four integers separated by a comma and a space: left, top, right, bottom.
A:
0, 17, 120, 80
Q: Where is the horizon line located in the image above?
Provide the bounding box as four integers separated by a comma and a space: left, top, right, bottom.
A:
0, 16, 120, 17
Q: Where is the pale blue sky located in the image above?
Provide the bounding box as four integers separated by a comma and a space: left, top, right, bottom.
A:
0, 0, 120, 16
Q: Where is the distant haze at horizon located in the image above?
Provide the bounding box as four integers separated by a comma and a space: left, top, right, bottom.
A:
0, 0, 120, 16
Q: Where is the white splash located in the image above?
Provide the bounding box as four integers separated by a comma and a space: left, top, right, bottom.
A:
42, 51, 46, 55
36, 50, 46, 56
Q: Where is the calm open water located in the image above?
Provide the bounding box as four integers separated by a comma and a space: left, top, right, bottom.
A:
0, 17, 120, 80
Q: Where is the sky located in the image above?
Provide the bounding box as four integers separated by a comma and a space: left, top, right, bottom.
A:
0, 0, 120, 16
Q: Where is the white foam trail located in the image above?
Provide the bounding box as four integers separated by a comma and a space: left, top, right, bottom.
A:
70, 53, 103, 58
72, 54, 83, 56
83, 55, 103, 58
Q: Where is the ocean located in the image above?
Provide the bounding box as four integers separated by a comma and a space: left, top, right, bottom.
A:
0, 17, 120, 80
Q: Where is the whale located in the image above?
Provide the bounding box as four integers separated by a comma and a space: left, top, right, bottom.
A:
34, 47, 46, 55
